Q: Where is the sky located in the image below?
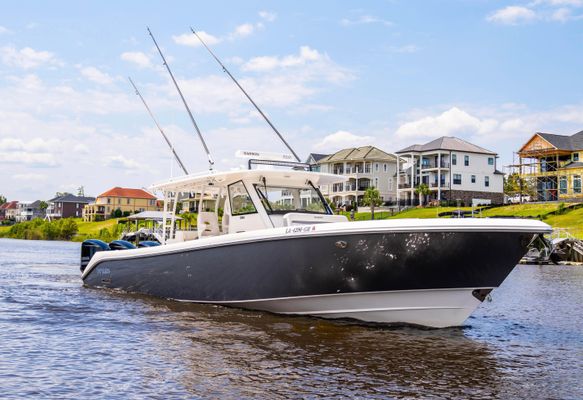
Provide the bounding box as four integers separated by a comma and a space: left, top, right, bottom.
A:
1, 0, 583, 201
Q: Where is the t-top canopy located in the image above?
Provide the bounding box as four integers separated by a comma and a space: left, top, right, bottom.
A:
150, 169, 347, 193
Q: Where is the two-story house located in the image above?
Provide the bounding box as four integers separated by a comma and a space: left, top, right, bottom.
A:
396, 136, 504, 206
516, 130, 583, 202
313, 146, 398, 206
0, 201, 18, 221
83, 187, 160, 221
46, 194, 96, 219
15, 200, 45, 222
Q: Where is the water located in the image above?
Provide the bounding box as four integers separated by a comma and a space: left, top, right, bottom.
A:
0, 238, 582, 399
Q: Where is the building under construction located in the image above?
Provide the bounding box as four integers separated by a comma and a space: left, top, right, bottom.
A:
513, 130, 583, 202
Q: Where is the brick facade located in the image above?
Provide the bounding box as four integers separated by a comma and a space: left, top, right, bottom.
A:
448, 190, 504, 205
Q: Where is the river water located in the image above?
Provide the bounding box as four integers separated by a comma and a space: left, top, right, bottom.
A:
0, 238, 582, 399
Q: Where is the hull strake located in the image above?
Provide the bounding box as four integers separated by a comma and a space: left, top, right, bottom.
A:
83, 230, 533, 304
175, 288, 486, 328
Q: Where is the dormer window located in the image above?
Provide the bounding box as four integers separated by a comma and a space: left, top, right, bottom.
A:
574, 153, 580, 162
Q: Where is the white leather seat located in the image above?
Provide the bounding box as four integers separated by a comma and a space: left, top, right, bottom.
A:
197, 212, 220, 239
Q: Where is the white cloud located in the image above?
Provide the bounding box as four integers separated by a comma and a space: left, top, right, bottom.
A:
0, 25, 10, 34
232, 23, 255, 38
104, 155, 143, 170
487, 6, 538, 24
387, 45, 420, 54
80, 66, 115, 85
14, 173, 47, 181
241, 46, 353, 84
0, 46, 63, 69
259, 11, 277, 22
120, 51, 152, 68
0, 151, 59, 167
313, 130, 375, 152
172, 31, 221, 47
340, 15, 392, 27
395, 107, 499, 139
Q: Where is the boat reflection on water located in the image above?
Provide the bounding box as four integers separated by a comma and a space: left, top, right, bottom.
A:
116, 293, 506, 399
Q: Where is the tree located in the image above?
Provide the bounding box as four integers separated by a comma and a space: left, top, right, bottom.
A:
77, 186, 85, 197
39, 201, 48, 214
504, 173, 536, 199
0, 195, 6, 205
362, 187, 383, 220
415, 184, 431, 207
324, 197, 336, 213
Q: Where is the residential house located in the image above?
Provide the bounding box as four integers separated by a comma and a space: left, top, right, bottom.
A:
3, 201, 19, 221
305, 153, 329, 172
314, 146, 399, 206
0, 201, 18, 221
83, 187, 160, 221
516, 130, 583, 202
15, 200, 45, 222
46, 194, 96, 219
396, 136, 504, 206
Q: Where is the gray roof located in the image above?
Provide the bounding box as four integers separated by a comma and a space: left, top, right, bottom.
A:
537, 130, 583, 151
396, 136, 497, 155
305, 153, 329, 163
317, 146, 396, 163
49, 194, 95, 204
563, 161, 583, 169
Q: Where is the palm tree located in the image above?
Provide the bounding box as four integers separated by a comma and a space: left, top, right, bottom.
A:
415, 184, 431, 207
362, 187, 383, 219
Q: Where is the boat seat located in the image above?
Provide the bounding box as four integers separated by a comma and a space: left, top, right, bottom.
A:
197, 212, 220, 239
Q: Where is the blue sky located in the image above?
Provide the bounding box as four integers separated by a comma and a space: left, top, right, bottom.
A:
2, 0, 583, 200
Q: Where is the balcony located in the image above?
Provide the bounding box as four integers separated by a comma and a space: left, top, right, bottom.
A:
420, 161, 450, 169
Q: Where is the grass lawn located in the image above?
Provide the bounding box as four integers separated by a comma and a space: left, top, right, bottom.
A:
386, 207, 474, 219
544, 208, 583, 238
73, 218, 122, 241
0, 225, 11, 235
481, 204, 562, 218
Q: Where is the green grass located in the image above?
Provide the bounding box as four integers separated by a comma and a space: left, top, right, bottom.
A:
481, 204, 560, 218
73, 218, 122, 242
544, 207, 583, 238
0, 225, 11, 235
386, 207, 474, 219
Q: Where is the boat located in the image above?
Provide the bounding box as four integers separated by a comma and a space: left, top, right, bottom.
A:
80, 159, 551, 328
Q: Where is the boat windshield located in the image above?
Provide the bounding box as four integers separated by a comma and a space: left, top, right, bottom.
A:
254, 184, 329, 215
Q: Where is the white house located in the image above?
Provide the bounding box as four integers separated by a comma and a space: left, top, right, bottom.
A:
396, 136, 504, 206
311, 146, 399, 206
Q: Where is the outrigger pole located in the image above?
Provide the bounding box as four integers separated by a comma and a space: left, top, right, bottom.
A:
147, 27, 215, 170
128, 77, 189, 175
190, 27, 301, 163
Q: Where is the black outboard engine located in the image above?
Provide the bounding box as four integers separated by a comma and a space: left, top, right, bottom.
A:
109, 240, 137, 251
137, 241, 161, 248
80, 239, 110, 272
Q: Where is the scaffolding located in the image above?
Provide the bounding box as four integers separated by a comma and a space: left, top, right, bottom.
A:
507, 136, 583, 202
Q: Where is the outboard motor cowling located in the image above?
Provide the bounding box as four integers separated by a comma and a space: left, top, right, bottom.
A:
81, 239, 110, 272
109, 240, 137, 250
138, 241, 161, 248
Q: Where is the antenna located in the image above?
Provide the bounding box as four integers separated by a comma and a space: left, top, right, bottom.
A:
128, 77, 189, 175
147, 27, 214, 170
190, 27, 301, 162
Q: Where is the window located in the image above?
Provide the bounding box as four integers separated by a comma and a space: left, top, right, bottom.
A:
374, 178, 379, 188
559, 176, 568, 195
229, 181, 257, 215
375, 163, 379, 172
118, 198, 121, 204
464, 155, 469, 166
471, 175, 476, 183
383, 163, 387, 172
107, 198, 111, 204
488, 157, 494, 165
127, 198, 131, 205
485, 176, 490, 187
453, 174, 462, 185
452, 154, 457, 165
574, 175, 582, 194
388, 178, 393, 191
574, 153, 580, 162
254, 184, 328, 214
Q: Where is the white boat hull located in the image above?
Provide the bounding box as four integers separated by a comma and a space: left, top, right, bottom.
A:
177, 288, 484, 328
